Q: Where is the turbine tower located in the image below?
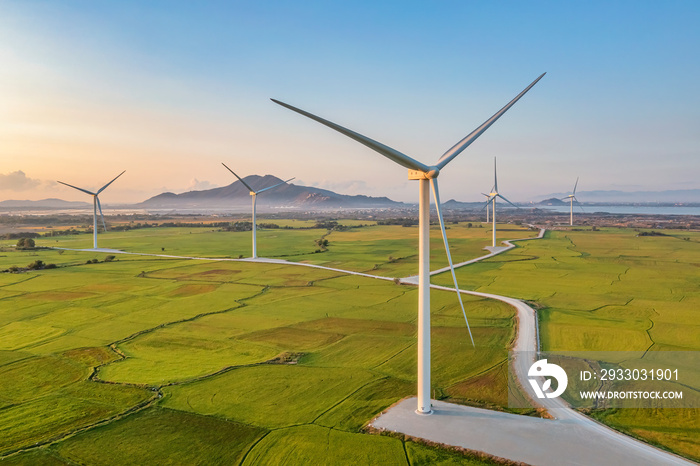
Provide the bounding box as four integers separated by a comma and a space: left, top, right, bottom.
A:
562, 177, 580, 226
221, 164, 294, 258
485, 158, 518, 248
57, 171, 125, 250
272, 73, 544, 414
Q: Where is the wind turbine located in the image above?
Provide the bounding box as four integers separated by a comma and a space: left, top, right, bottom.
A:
57, 171, 125, 250
221, 164, 294, 258
481, 188, 494, 223
272, 73, 544, 415
562, 177, 581, 226
485, 158, 518, 248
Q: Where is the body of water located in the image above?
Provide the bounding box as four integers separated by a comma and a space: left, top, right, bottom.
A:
537, 205, 700, 216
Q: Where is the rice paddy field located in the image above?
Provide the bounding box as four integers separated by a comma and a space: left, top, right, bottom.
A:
0, 221, 697, 463
434, 227, 700, 460
0, 221, 524, 465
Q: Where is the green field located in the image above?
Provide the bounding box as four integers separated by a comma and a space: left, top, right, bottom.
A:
0, 222, 520, 464
434, 227, 700, 459
0, 222, 697, 463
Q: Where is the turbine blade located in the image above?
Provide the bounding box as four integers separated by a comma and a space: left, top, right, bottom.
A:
575, 197, 585, 212
96, 170, 126, 194
494, 157, 498, 192
498, 194, 519, 209
436, 73, 546, 169
430, 178, 475, 347
57, 181, 95, 196
573, 176, 579, 195
271, 99, 431, 173
222, 163, 254, 192
96, 196, 107, 231
256, 177, 293, 194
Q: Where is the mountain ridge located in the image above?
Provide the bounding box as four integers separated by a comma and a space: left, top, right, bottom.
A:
138, 175, 403, 209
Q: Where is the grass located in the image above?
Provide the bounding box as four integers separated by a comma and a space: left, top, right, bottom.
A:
433, 227, 700, 458
54, 407, 266, 465
0, 350, 151, 456
162, 365, 379, 429
240, 424, 407, 465
0, 222, 696, 462
0, 225, 517, 464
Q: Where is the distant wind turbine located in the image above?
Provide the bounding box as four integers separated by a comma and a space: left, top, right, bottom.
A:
481, 187, 494, 223
485, 158, 518, 248
221, 164, 294, 258
272, 72, 544, 415
562, 177, 582, 226
57, 171, 125, 249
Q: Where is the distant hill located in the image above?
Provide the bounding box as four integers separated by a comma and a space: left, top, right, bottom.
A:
443, 199, 489, 210
0, 198, 91, 209
139, 175, 404, 209
538, 197, 567, 206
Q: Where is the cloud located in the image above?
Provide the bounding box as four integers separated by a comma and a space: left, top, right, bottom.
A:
185, 178, 218, 192
0, 170, 44, 191
303, 179, 368, 195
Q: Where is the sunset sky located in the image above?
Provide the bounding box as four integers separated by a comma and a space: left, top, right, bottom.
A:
1, 1, 699, 204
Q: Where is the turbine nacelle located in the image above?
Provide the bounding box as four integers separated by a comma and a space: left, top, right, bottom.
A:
408, 167, 440, 180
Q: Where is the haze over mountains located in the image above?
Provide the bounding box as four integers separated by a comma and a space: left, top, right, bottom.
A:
2, 177, 700, 211
0, 198, 91, 209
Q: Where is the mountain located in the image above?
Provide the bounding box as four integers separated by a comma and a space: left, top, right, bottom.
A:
0, 198, 91, 209
139, 175, 404, 209
538, 197, 567, 206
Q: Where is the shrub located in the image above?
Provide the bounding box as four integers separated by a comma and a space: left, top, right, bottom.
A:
27, 260, 45, 270
105, 255, 116, 262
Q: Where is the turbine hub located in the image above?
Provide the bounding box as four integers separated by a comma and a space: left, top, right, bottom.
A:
426, 167, 440, 179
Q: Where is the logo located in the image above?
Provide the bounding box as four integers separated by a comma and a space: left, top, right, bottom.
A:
528, 359, 568, 399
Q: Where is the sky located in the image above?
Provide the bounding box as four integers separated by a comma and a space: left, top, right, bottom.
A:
1, 1, 699, 204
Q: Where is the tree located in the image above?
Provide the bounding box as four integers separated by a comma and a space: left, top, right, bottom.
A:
16, 238, 35, 249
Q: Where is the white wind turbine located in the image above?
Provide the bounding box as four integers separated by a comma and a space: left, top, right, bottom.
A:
481, 188, 494, 223
272, 73, 544, 415
562, 177, 581, 226
485, 157, 518, 248
57, 171, 125, 250
221, 164, 294, 258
